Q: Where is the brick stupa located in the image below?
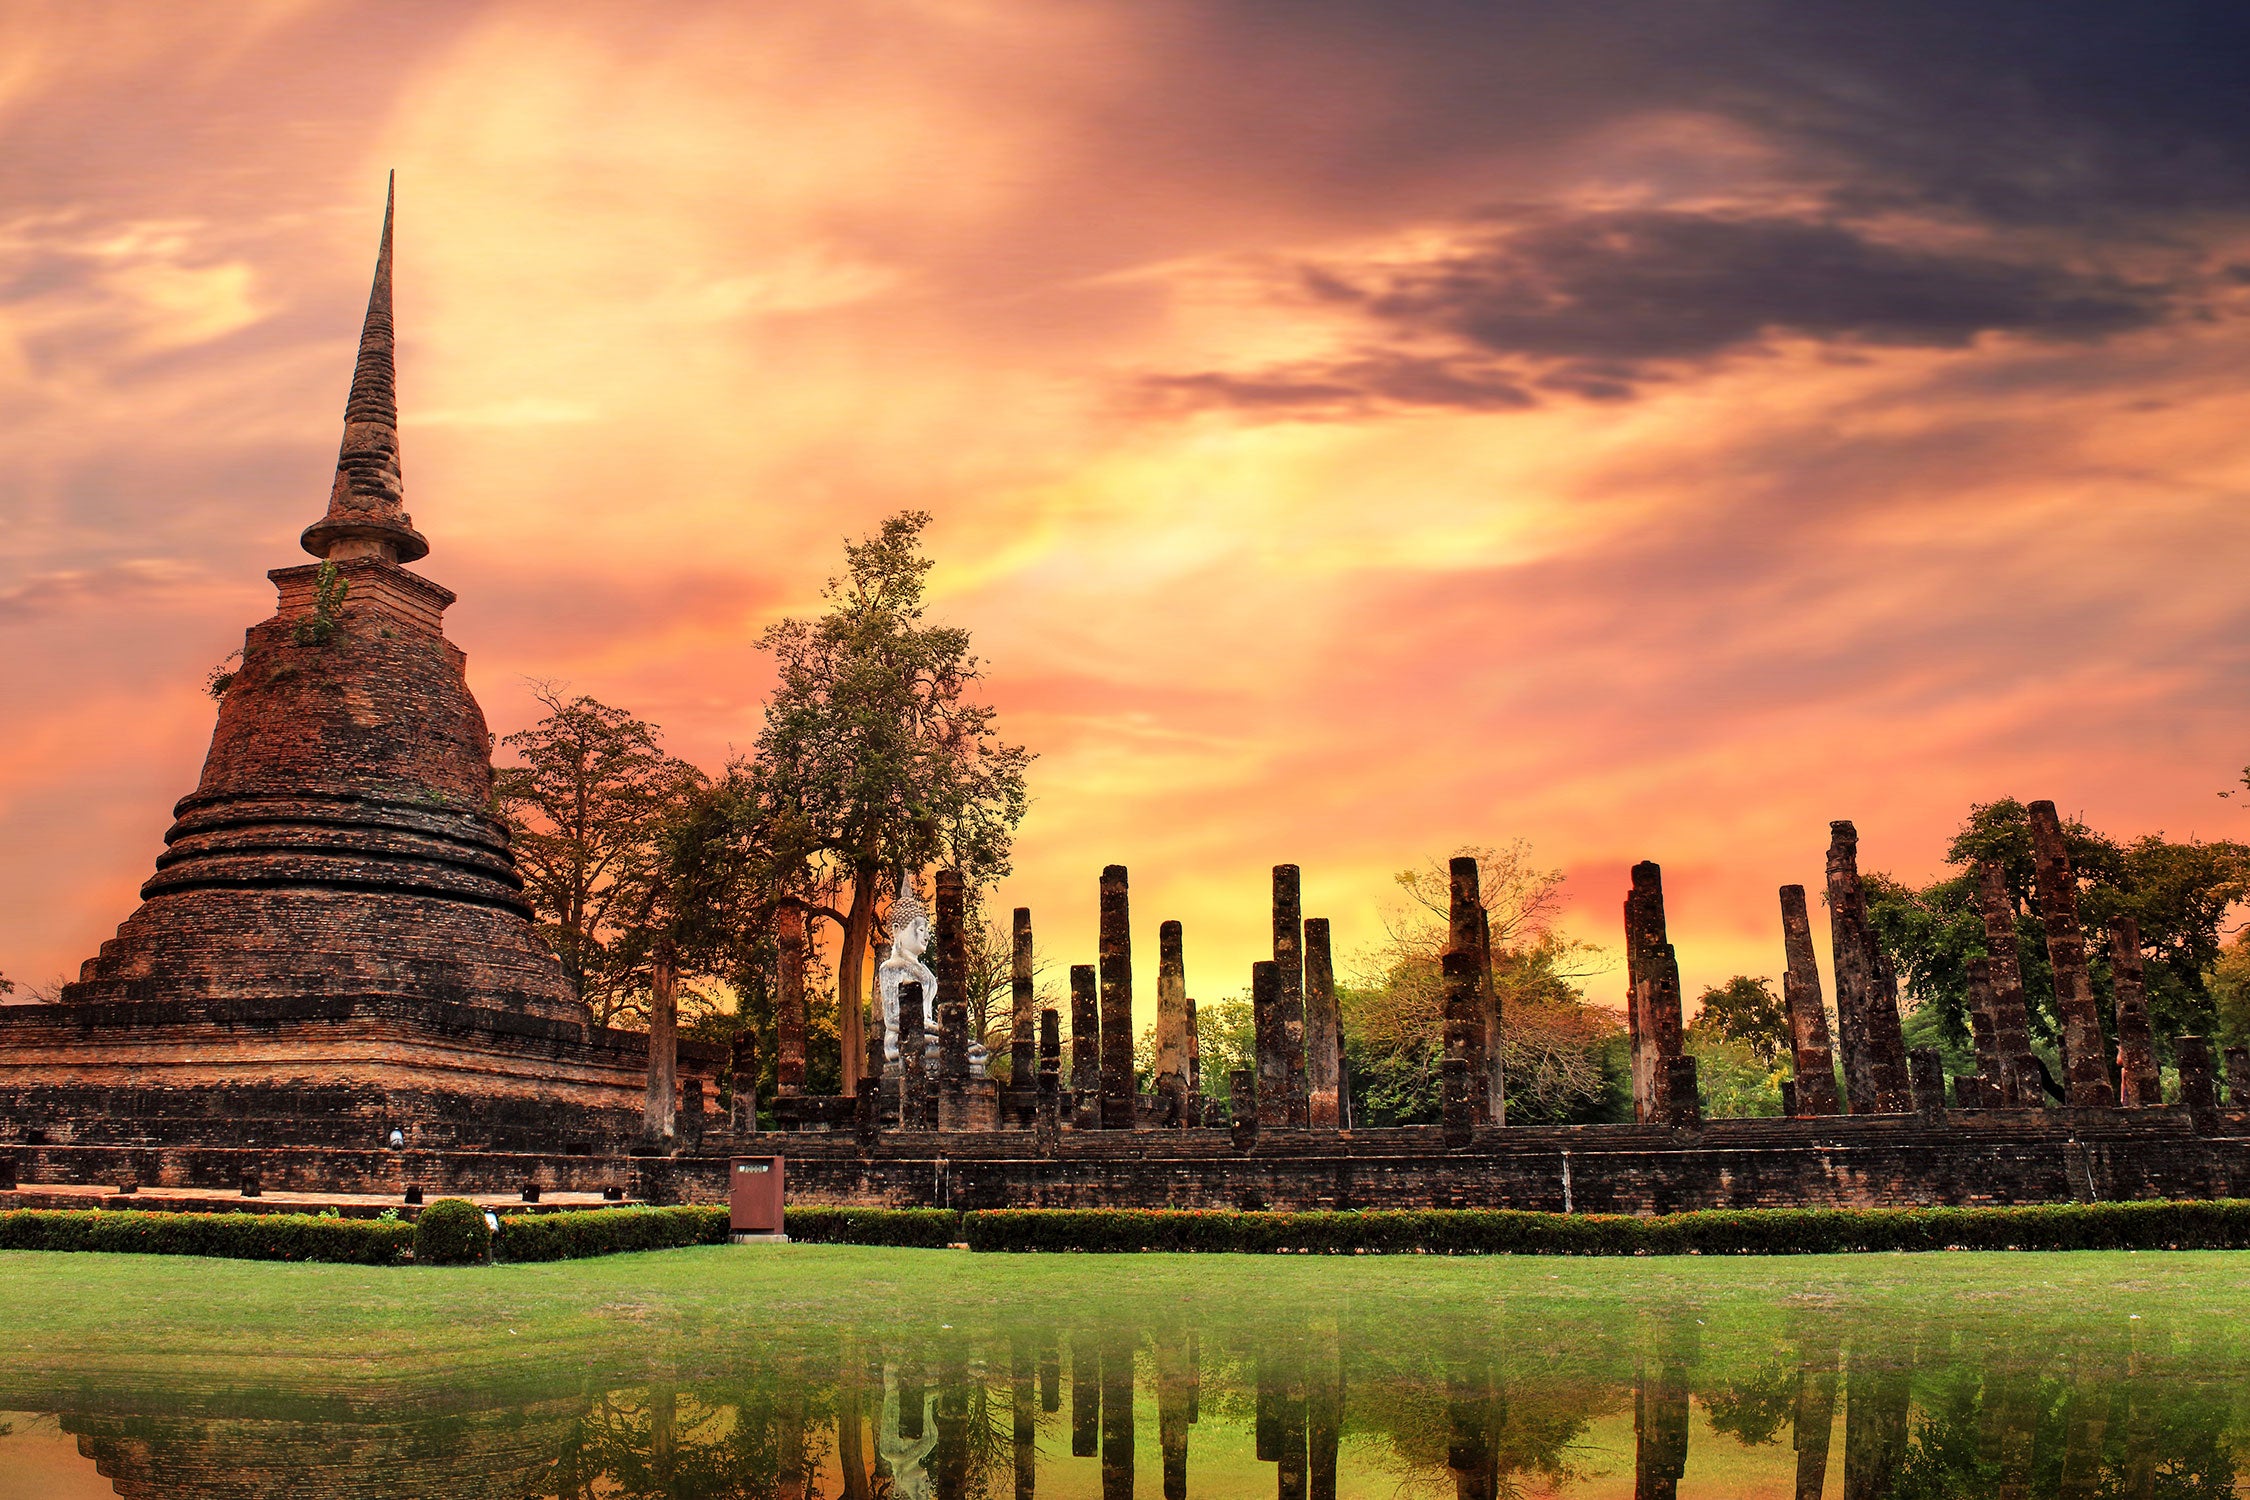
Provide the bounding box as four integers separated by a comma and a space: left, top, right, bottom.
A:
0, 182, 714, 1182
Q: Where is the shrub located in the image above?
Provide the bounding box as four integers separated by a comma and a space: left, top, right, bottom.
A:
412, 1198, 492, 1266
495, 1206, 727, 1262
783, 1206, 962, 1247
0, 1208, 410, 1265
957, 1201, 2250, 1256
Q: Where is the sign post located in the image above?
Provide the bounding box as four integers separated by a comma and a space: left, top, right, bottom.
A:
729, 1156, 787, 1243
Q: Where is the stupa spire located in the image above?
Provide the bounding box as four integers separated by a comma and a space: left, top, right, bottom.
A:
302, 171, 428, 565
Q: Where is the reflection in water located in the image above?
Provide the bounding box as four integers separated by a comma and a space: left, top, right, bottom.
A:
13, 1299, 2250, 1497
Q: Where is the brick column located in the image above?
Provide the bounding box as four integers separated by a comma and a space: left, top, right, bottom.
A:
644, 940, 679, 1144
938, 998, 969, 1132
1625, 862, 1684, 1124
1186, 997, 1203, 1125
1964, 958, 2005, 1108
854, 1032, 883, 1148
1069, 963, 1100, 1130
775, 898, 808, 1096
1154, 920, 1190, 1126
1037, 1007, 1063, 1150
2027, 801, 2113, 1107
2178, 1034, 2220, 1127
1908, 1048, 1947, 1115
1230, 1068, 1259, 1151
1273, 865, 1309, 1128
1440, 1055, 1473, 1147
1971, 860, 2041, 1105
2109, 916, 2160, 1108
899, 979, 929, 1130
1303, 917, 1341, 1128
1253, 959, 1288, 1130
1663, 1055, 1702, 1129
1825, 822, 1911, 1113
1010, 907, 1038, 1111
934, 870, 968, 1032
934, 870, 970, 1131
1778, 884, 1840, 1115
1071, 1333, 1099, 1458
2225, 1046, 2250, 1107
1099, 865, 1135, 1130
1448, 857, 1492, 1125
1479, 907, 1504, 1126
1623, 868, 1648, 1114
730, 1029, 758, 1133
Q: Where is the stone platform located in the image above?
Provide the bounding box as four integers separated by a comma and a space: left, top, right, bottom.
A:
6, 1107, 2247, 1217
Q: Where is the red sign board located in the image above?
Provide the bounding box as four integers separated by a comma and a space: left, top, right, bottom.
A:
729, 1156, 785, 1234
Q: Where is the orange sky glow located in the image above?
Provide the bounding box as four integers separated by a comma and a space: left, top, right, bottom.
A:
4, 2, 2247, 1028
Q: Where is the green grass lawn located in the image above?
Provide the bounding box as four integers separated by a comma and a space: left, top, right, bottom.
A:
3, 1244, 2247, 1390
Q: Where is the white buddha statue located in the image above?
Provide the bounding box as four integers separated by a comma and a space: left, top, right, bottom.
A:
876, 870, 991, 1078
878, 873, 938, 1067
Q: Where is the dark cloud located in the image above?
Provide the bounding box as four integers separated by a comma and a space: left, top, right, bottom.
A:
1354, 211, 2171, 358
1182, 0, 2250, 230
1147, 208, 2178, 416
1136, 351, 1533, 419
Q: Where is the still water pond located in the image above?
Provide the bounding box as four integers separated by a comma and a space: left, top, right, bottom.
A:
0, 1246, 2246, 1497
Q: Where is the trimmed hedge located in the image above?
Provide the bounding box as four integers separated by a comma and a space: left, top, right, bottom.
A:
783, 1206, 963, 1247
496, 1205, 727, 1262
0, 1208, 411, 1265
958, 1201, 2250, 1255
8, 1200, 2248, 1265
412, 1198, 491, 1266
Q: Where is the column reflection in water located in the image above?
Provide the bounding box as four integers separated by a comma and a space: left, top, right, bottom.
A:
1307, 1318, 1343, 1500
1633, 1314, 1695, 1500
1071, 1328, 1100, 1458
1278, 1331, 1309, 1500
1011, 1328, 1037, 1500
838, 1337, 873, 1500
1100, 1324, 1136, 1500
1447, 1350, 1499, 1500
1156, 1322, 1193, 1500
1791, 1330, 1838, 1500
1841, 1348, 1909, 1500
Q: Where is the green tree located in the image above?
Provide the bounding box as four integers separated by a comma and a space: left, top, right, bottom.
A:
1191, 994, 1257, 1105
495, 688, 704, 1026
1687, 975, 1789, 1066
1863, 798, 2248, 1076
1685, 974, 1793, 1119
751, 512, 1033, 1088
2211, 932, 2250, 1051
1343, 844, 1622, 1125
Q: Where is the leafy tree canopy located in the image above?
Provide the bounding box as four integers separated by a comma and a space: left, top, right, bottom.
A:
1688, 975, 1789, 1067
1863, 797, 2248, 1063
1343, 843, 1623, 1125
495, 687, 705, 1026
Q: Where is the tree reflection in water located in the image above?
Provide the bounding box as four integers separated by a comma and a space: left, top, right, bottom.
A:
26, 1301, 2249, 1497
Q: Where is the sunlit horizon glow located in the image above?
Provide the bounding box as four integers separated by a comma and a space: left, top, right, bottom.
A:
4, 2, 2247, 1027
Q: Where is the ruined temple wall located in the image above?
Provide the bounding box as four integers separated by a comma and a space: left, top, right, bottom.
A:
14, 1112, 2245, 1214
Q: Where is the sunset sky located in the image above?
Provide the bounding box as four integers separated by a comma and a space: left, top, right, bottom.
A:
4, 1, 2247, 1023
